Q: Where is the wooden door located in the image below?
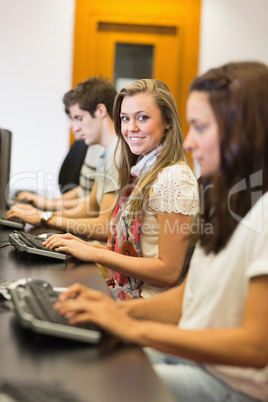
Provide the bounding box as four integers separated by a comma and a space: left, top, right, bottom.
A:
72, 0, 201, 147
91, 20, 181, 101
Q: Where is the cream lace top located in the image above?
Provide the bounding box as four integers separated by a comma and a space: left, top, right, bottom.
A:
148, 162, 199, 214
140, 162, 199, 298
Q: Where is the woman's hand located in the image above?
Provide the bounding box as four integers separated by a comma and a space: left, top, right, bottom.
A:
54, 283, 141, 344
44, 232, 84, 244
44, 233, 98, 261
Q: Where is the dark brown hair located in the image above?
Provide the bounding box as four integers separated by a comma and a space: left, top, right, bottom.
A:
63, 77, 117, 119
190, 61, 268, 253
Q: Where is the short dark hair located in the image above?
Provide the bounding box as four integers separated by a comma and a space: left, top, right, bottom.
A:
63, 77, 117, 120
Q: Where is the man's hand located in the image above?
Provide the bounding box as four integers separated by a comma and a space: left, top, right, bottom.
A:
6, 203, 42, 226
16, 191, 40, 207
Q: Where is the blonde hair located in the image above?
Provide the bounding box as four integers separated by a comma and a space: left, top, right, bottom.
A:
113, 79, 189, 214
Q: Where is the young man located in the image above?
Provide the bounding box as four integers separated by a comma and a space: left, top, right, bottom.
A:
7, 77, 119, 242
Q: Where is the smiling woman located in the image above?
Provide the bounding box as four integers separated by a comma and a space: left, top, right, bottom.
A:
45, 79, 199, 300
120, 92, 170, 156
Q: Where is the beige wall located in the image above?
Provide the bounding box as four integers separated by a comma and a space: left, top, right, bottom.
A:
199, 0, 268, 73
0, 0, 75, 195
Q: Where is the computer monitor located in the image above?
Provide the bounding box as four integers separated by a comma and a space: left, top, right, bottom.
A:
0, 129, 24, 229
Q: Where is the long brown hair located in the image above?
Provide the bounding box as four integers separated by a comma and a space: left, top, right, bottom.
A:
113, 79, 189, 214
190, 61, 268, 253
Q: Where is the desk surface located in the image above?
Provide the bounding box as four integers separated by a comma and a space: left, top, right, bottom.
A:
0, 225, 175, 402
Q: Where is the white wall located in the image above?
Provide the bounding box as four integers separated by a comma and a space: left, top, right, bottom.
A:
0, 0, 75, 196
0, 0, 267, 196
199, 0, 268, 73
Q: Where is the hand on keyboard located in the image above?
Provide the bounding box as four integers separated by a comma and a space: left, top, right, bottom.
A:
6, 203, 41, 226
8, 279, 102, 343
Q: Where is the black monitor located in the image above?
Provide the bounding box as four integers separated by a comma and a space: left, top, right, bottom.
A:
0, 129, 24, 229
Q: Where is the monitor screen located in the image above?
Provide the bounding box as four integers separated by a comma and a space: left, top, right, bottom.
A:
0, 129, 24, 228
0, 129, 12, 217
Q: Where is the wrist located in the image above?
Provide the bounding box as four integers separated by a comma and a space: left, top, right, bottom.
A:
40, 211, 53, 226
94, 247, 104, 263
44, 199, 54, 210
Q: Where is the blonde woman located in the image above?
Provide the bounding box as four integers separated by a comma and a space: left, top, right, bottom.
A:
45, 79, 198, 299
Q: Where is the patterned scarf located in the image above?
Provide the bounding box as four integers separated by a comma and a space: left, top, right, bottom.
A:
106, 146, 163, 300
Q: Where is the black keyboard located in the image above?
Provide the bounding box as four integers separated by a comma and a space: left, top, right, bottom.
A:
8, 279, 102, 343
22, 279, 68, 324
9, 231, 67, 260
0, 381, 86, 402
17, 231, 48, 249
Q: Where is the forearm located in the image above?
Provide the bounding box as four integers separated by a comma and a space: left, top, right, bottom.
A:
53, 198, 89, 212
46, 215, 110, 242
120, 285, 184, 324
36, 188, 83, 211
94, 248, 182, 286
61, 187, 84, 201
106, 212, 191, 287
134, 323, 267, 368
51, 194, 93, 216
50, 188, 84, 211
129, 276, 268, 367
89, 242, 107, 249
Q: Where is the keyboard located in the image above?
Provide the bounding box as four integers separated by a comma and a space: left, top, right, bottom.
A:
9, 231, 67, 260
8, 278, 102, 344
0, 380, 85, 402
0, 212, 24, 229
